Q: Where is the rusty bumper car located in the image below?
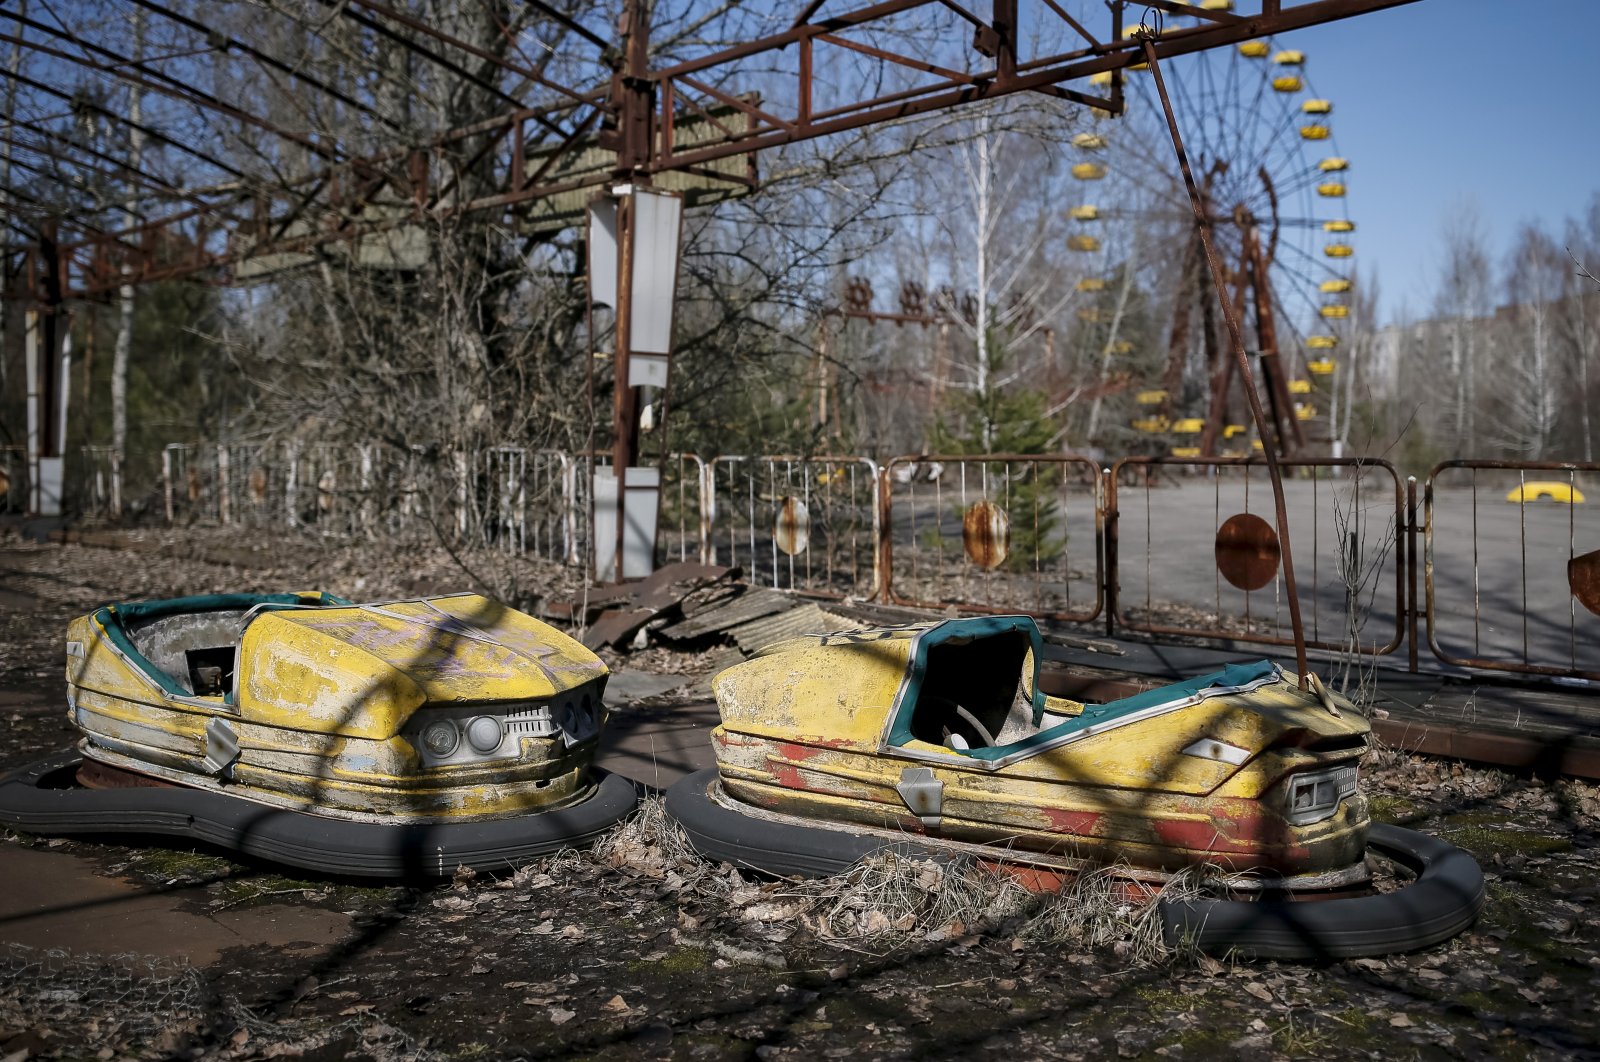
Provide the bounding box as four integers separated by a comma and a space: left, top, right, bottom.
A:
665, 616, 1483, 957
0, 592, 635, 877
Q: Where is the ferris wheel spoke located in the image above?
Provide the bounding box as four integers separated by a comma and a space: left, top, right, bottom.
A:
1064, 22, 1356, 447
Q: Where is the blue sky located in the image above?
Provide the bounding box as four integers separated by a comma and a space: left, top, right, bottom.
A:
1265, 0, 1600, 324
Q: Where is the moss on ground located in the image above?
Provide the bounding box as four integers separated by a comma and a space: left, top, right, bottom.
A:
1367, 794, 1424, 823
1437, 823, 1571, 858
120, 844, 237, 881
630, 945, 713, 978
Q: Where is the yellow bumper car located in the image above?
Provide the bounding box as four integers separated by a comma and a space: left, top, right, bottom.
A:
666, 616, 1483, 957
0, 592, 635, 877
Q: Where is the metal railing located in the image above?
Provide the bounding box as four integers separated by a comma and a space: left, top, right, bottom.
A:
883, 453, 1103, 622
1425, 460, 1600, 681
658, 453, 711, 568
1108, 457, 1405, 656
462, 448, 581, 563
162, 443, 214, 524
76, 446, 117, 520
131, 441, 1600, 686
707, 455, 880, 597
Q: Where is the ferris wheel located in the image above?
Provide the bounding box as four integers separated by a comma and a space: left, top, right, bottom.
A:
1068, 13, 1354, 457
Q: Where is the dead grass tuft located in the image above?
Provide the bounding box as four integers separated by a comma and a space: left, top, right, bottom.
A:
769, 852, 1033, 949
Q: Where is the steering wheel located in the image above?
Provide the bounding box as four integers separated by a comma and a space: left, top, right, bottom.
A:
952, 704, 998, 748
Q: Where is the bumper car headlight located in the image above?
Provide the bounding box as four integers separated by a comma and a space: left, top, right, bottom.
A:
1284, 764, 1359, 826
421, 720, 460, 757
408, 712, 513, 768
465, 715, 504, 754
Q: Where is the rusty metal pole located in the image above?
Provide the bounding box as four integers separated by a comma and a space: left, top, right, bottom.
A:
611, 189, 636, 582
1406, 475, 1418, 672
1104, 465, 1118, 637
1140, 36, 1309, 685
605, 0, 655, 582
1246, 223, 1302, 452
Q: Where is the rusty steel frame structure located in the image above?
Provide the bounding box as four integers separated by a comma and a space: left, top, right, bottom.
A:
3, 0, 1417, 600
1, 0, 1417, 300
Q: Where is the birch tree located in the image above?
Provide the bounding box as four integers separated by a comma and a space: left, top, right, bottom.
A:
1433, 209, 1493, 453
1559, 196, 1600, 461
109, 7, 143, 515
1491, 225, 1562, 456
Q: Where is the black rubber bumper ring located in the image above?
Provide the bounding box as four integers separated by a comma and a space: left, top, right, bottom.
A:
1159, 821, 1486, 959
666, 767, 944, 876
0, 749, 638, 879
668, 768, 1484, 959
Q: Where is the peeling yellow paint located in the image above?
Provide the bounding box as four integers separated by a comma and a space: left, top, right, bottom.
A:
710, 620, 1371, 876
66, 594, 610, 823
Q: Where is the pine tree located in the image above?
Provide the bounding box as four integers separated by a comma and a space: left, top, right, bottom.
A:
930, 323, 1063, 570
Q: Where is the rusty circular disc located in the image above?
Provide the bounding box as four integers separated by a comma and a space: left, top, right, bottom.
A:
963, 499, 1010, 571
1570, 549, 1600, 617
774, 495, 810, 556
1215, 513, 1280, 592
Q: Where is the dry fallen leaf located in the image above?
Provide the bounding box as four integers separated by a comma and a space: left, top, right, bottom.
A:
548, 1008, 576, 1026
1389, 1014, 1414, 1028
861, 910, 892, 935
603, 994, 630, 1014
1243, 982, 1273, 1003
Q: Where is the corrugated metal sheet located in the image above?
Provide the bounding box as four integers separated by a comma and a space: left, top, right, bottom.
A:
727, 603, 863, 654
657, 588, 795, 641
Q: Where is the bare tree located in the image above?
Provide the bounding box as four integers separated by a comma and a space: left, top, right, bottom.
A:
1328, 268, 1379, 459
1559, 195, 1600, 461
924, 103, 1080, 450
1493, 223, 1565, 457
1433, 207, 1493, 454
109, 7, 144, 516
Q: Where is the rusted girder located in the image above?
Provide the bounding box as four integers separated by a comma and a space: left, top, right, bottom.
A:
5, 0, 1417, 300
642, 0, 1420, 175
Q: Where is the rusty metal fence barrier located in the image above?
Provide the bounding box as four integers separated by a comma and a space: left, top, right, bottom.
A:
133, 443, 1600, 685
213, 443, 288, 530
1109, 457, 1405, 656
882, 454, 1103, 622
1425, 460, 1600, 681
656, 453, 711, 568
462, 448, 581, 563
284, 443, 372, 536
160, 443, 585, 558
76, 447, 116, 520
161, 443, 213, 524
707, 455, 880, 597
0, 447, 23, 514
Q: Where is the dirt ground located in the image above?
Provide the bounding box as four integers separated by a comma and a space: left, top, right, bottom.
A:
1, 531, 1597, 1061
